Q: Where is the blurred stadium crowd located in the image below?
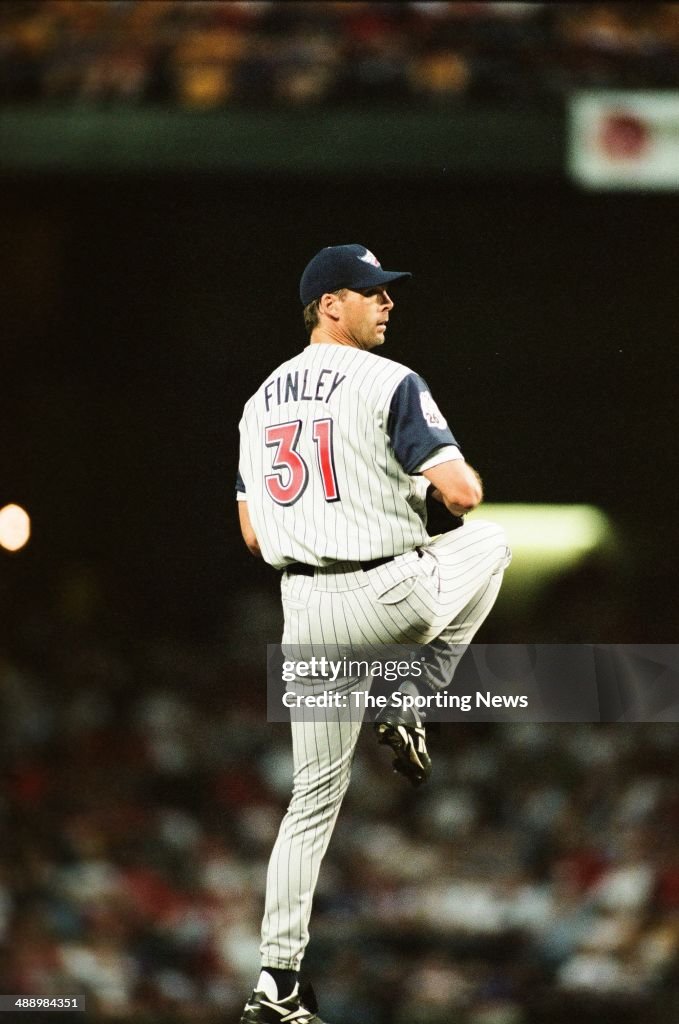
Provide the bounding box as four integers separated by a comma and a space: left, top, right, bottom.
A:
1, 611, 678, 1023
1, 1, 679, 109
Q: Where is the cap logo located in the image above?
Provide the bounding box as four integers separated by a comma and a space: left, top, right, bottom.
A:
359, 248, 381, 267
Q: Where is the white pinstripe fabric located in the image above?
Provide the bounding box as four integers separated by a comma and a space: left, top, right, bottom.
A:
238, 345, 432, 568
260, 519, 511, 969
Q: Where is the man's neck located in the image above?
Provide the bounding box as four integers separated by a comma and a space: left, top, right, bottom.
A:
310, 325, 359, 348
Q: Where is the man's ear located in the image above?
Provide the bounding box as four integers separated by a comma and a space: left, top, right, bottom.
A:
319, 291, 342, 321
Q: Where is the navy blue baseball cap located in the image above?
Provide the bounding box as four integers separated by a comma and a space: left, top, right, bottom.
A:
299, 244, 411, 305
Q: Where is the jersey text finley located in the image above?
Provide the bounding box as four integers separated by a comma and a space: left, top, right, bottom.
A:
263, 369, 346, 411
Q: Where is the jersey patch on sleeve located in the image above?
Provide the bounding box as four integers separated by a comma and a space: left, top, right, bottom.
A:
420, 390, 448, 429
387, 372, 458, 474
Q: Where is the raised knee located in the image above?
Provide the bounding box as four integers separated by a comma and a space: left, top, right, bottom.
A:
473, 520, 511, 566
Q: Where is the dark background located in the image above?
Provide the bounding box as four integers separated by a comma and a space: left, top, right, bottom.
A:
2, 173, 677, 642
2, 3, 679, 1020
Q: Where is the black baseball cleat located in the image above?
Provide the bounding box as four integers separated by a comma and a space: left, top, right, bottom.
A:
374, 703, 432, 786
240, 983, 329, 1023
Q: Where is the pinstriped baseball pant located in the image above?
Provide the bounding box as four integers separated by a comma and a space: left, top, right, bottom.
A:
260, 519, 511, 970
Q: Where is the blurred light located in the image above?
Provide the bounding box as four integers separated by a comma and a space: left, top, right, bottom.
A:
476, 504, 612, 558
469, 504, 616, 609
0, 504, 31, 552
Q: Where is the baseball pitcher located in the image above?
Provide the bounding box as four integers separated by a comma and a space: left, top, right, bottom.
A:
237, 244, 511, 1023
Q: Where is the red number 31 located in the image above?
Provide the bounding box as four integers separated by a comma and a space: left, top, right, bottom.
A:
265, 419, 340, 506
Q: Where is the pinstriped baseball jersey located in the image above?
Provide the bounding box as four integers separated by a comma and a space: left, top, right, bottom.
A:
237, 343, 460, 569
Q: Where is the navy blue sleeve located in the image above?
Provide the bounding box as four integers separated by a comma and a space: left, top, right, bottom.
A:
387, 373, 458, 474
236, 470, 246, 496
